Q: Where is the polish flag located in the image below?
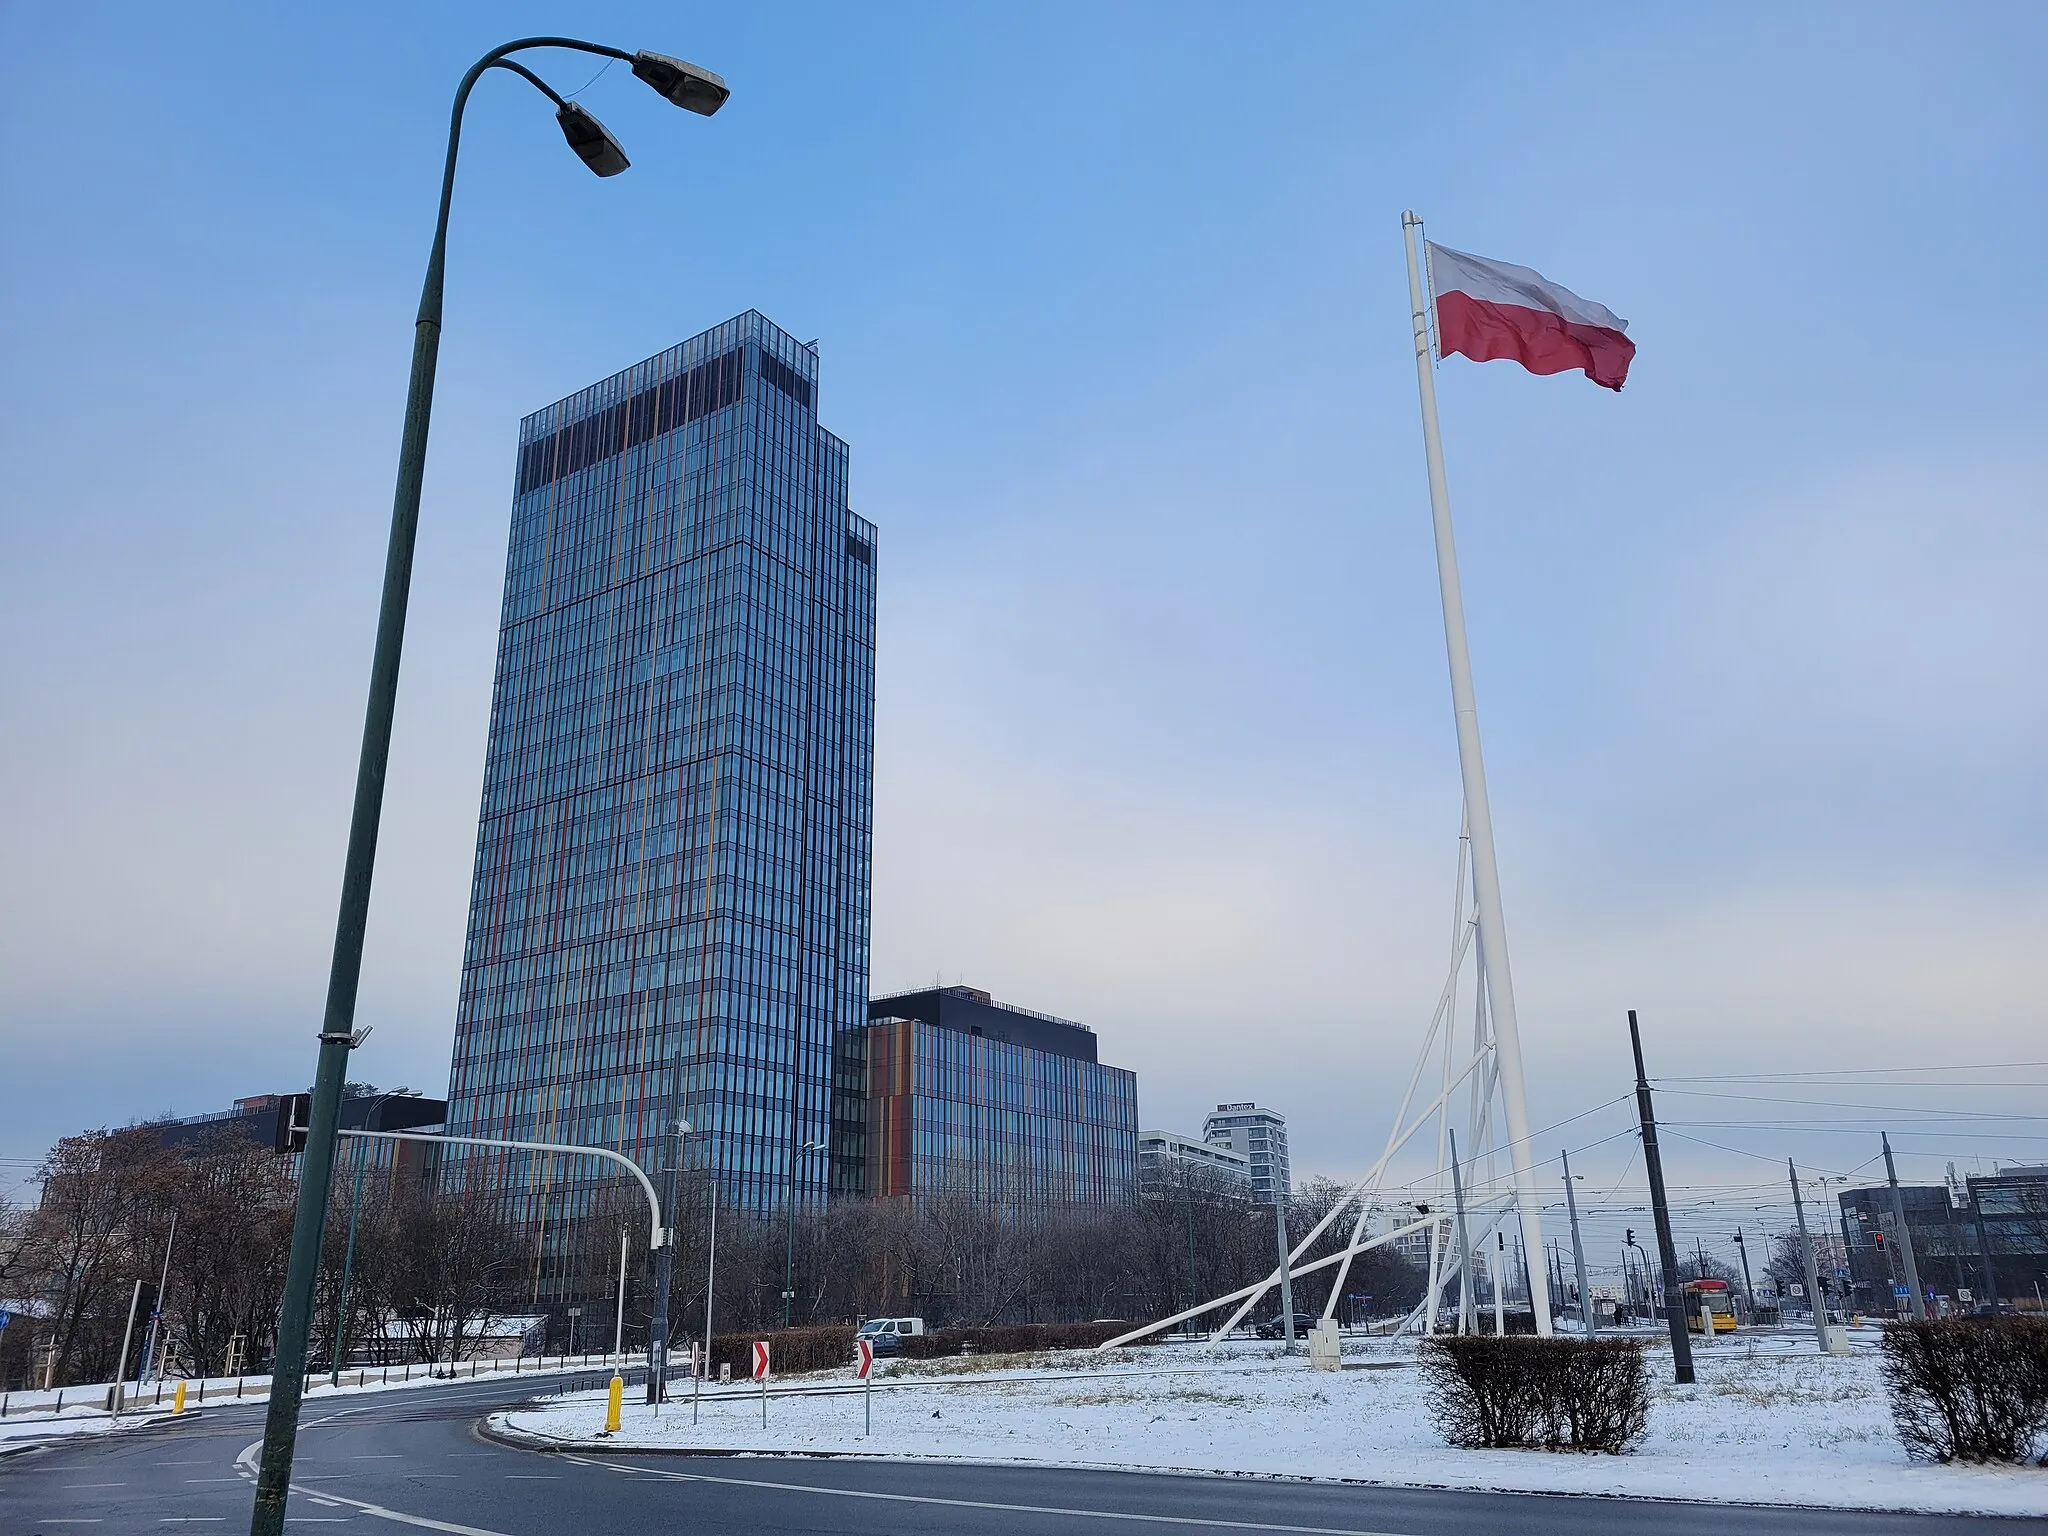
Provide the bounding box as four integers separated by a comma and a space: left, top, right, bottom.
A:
1428, 243, 1635, 391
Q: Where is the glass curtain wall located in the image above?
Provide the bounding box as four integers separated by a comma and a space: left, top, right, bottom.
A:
444, 312, 875, 1300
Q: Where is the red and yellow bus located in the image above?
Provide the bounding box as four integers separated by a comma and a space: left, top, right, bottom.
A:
1682, 1277, 1738, 1333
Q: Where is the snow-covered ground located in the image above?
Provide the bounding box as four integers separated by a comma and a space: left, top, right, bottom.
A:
494, 1333, 2048, 1518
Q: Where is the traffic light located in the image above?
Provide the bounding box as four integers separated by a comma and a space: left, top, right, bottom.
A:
273, 1093, 312, 1154
1874, 1231, 1886, 1251
1626, 1228, 1635, 1246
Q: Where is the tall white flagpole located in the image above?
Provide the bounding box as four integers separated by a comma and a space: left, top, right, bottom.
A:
1401, 210, 1553, 1335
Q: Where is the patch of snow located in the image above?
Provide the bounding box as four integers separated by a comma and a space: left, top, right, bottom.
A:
493, 1335, 2047, 1517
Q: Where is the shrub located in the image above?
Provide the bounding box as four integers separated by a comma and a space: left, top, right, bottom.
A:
702, 1325, 857, 1379
895, 1322, 1135, 1359
1880, 1318, 2048, 1465
1419, 1335, 1649, 1454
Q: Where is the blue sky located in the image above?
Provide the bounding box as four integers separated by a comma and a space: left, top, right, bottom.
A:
4, 4, 2045, 1267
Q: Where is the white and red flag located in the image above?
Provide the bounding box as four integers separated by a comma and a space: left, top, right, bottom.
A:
1427, 243, 1635, 391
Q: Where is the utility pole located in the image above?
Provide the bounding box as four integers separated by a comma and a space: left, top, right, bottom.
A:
1447, 1129, 1477, 1335
1881, 1132, 1928, 1321
614, 1228, 629, 1357
1732, 1229, 1756, 1323
113, 1280, 143, 1414
647, 1118, 686, 1404
1274, 1194, 1298, 1350
1628, 1010, 1694, 1384
1493, 1231, 1506, 1337
1789, 1159, 1830, 1353
1562, 1150, 1595, 1337
1968, 1182, 2001, 1314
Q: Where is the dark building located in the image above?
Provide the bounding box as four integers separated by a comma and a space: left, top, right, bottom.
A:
153, 1088, 445, 1181
1964, 1165, 2048, 1313
832, 986, 1139, 1206
442, 312, 875, 1299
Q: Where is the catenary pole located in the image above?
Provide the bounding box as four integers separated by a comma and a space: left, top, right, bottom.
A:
1628, 1010, 1694, 1383
1789, 1159, 1830, 1352
141, 1212, 176, 1388
1881, 1132, 1928, 1320
1275, 1196, 1298, 1349
329, 1159, 367, 1388
1400, 211, 1552, 1335
1562, 1150, 1595, 1337
113, 1279, 143, 1414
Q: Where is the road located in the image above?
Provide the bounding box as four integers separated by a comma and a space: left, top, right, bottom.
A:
0, 1372, 2023, 1535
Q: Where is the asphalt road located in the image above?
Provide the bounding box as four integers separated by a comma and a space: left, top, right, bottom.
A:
0, 1373, 2026, 1535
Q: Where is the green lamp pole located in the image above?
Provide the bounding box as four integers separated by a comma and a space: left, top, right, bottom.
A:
247, 39, 727, 1536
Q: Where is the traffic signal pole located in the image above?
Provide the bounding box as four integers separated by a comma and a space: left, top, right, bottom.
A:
1789, 1159, 1831, 1352
1628, 1010, 1694, 1384
1881, 1132, 1929, 1321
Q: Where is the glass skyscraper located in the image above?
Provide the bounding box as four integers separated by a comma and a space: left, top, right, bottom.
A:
443, 312, 874, 1293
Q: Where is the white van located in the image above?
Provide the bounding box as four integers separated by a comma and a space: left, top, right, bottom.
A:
855, 1316, 925, 1355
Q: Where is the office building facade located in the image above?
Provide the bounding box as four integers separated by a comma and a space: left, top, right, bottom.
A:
833, 986, 1139, 1206
1203, 1102, 1291, 1205
1138, 1128, 1251, 1200
443, 312, 875, 1295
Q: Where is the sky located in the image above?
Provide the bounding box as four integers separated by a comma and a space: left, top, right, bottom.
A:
3, 3, 2045, 1281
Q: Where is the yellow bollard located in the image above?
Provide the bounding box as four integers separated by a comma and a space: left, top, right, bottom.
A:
604, 1374, 623, 1435
173, 1381, 187, 1415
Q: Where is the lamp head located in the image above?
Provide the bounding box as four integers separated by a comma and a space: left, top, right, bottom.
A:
556, 102, 631, 177
632, 51, 730, 115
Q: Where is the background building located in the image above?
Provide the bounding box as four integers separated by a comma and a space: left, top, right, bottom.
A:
442, 312, 876, 1298
833, 985, 1139, 1206
153, 1087, 444, 1181
1837, 1183, 1989, 1317
1138, 1129, 1251, 1200
1964, 1164, 2048, 1312
1203, 1102, 1290, 1205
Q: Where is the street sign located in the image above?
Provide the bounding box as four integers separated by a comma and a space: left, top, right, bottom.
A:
0, 1309, 12, 1329
1893, 1284, 1911, 1299
1959, 1287, 1974, 1303
856, 1338, 875, 1380
1789, 1283, 1805, 1297
751, 1340, 771, 1381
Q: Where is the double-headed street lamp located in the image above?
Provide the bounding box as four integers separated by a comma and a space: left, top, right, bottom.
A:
248, 38, 726, 1536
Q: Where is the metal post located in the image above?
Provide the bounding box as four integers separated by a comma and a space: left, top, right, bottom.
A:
1882, 1132, 1928, 1321
113, 1280, 143, 1415
1562, 1150, 1594, 1337
648, 1124, 680, 1405
1733, 1229, 1756, 1324
614, 1228, 628, 1357
1789, 1160, 1830, 1352
1628, 1011, 1694, 1383
1274, 1196, 1297, 1350
1969, 1183, 2001, 1313
1492, 1231, 1506, 1337
1401, 210, 1552, 1335
142, 1213, 176, 1389
695, 1181, 718, 1425
1447, 1129, 1476, 1336
329, 1158, 367, 1389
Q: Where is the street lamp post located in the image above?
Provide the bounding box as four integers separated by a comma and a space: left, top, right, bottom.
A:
247, 41, 726, 1536
784, 1138, 828, 1328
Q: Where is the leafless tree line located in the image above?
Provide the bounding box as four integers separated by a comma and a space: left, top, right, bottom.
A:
0, 1125, 525, 1390
1, 1124, 1430, 1388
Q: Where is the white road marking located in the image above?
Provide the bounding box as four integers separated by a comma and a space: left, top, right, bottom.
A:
185, 1477, 242, 1482
351, 1454, 405, 1459
560, 1455, 1420, 1536
61, 1483, 125, 1489
235, 1438, 514, 1536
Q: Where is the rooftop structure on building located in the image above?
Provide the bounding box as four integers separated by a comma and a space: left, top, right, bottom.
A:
1138, 1128, 1252, 1200
1202, 1101, 1290, 1205
833, 986, 1138, 1206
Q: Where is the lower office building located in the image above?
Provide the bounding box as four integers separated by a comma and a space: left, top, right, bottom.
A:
832, 986, 1139, 1206
1138, 1129, 1251, 1200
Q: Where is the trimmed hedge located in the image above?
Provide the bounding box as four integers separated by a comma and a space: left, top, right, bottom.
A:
702, 1326, 857, 1378
894, 1322, 1136, 1359
1419, 1335, 1649, 1454
1880, 1318, 2048, 1465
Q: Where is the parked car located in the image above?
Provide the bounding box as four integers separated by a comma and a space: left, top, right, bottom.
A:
855, 1316, 926, 1356
1254, 1313, 1319, 1340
